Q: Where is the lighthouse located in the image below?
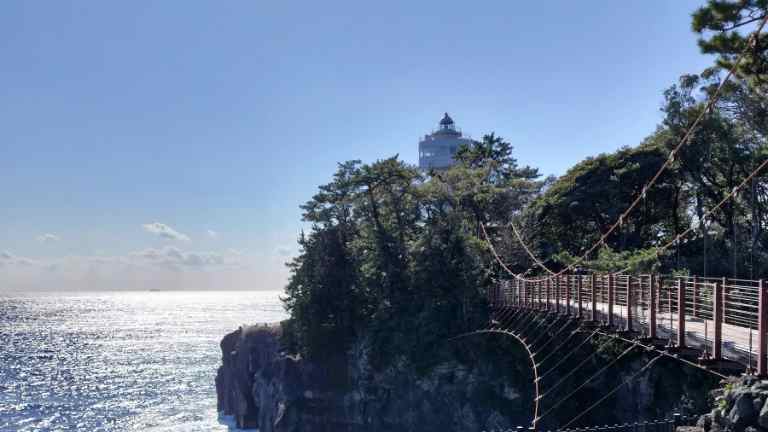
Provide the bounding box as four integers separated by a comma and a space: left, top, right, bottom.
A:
418, 113, 474, 170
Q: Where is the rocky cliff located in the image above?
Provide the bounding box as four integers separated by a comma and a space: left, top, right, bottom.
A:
694, 376, 768, 432
216, 324, 721, 432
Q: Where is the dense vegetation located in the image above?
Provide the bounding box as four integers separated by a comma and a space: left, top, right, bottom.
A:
281, 1, 768, 362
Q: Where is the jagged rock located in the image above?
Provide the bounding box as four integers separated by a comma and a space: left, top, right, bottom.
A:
754, 398, 763, 413
697, 413, 712, 431
758, 397, 768, 429
217, 323, 719, 431
712, 409, 722, 420
730, 393, 757, 432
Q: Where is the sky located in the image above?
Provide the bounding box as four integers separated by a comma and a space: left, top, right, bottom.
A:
0, 1, 717, 291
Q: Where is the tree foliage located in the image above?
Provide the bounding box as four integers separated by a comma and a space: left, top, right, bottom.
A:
280, 3, 768, 368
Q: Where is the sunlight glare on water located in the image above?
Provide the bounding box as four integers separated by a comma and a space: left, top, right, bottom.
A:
0, 290, 287, 431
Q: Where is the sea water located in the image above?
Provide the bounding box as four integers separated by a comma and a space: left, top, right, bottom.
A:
0, 290, 287, 431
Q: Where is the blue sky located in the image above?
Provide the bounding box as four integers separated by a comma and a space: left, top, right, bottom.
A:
1, 1, 715, 290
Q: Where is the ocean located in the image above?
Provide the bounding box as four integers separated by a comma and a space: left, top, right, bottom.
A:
0, 290, 287, 431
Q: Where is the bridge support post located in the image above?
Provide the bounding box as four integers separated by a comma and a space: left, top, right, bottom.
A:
565, 274, 571, 315
649, 274, 657, 339
522, 280, 527, 308
546, 278, 551, 311
693, 276, 698, 318
555, 276, 561, 314
677, 277, 686, 348
577, 275, 583, 318
626, 276, 634, 332
607, 274, 615, 327
713, 279, 723, 360
758, 279, 767, 377
591, 273, 597, 321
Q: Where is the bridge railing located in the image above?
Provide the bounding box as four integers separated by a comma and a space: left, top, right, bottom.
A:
489, 273, 767, 376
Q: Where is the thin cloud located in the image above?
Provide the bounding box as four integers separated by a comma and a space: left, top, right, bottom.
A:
142, 222, 190, 241
207, 230, 219, 239
130, 246, 244, 270
37, 233, 60, 243
275, 245, 294, 257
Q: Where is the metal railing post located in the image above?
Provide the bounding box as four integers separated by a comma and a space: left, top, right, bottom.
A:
608, 274, 615, 327
626, 276, 634, 332
546, 278, 551, 311
577, 275, 583, 318
649, 275, 657, 339
555, 276, 561, 314
538, 280, 542, 310
566, 274, 571, 315
713, 280, 723, 360
521, 280, 526, 308
758, 279, 767, 377
692, 276, 698, 318
677, 277, 686, 348
591, 273, 597, 321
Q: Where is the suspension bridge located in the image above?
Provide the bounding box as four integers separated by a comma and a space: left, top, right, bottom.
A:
447, 14, 768, 431
451, 273, 767, 431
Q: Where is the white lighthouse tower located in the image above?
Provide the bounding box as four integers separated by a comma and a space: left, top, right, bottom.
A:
418, 113, 474, 170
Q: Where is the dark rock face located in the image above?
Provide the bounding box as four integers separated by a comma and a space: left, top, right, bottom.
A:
216, 325, 533, 431
216, 325, 281, 428
695, 376, 768, 432
216, 325, 720, 431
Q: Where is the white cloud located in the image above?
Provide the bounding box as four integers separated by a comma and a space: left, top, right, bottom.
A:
142, 222, 190, 241
36, 233, 60, 243
207, 230, 219, 239
0, 252, 39, 267
130, 246, 244, 270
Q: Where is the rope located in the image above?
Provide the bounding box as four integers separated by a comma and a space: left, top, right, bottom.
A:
481, 14, 768, 281
531, 318, 576, 352
481, 223, 540, 282
560, 354, 663, 429
538, 335, 630, 398
597, 331, 728, 379
507, 308, 536, 331
490, 307, 518, 330
450, 329, 541, 429
528, 315, 566, 348
537, 328, 601, 380
518, 310, 547, 336
536, 340, 639, 423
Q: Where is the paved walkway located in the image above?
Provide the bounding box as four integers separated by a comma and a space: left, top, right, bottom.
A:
522, 299, 759, 364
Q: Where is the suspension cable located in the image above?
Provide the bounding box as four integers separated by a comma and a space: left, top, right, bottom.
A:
450, 329, 541, 429
482, 15, 768, 281
560, 354, 663, 429
538, 335, 631, 399
537, 328, 601, 380
528, 315, 566, 347
531, 318, 576, 353
536, 340, 639, 423
598, 331, 727, 379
